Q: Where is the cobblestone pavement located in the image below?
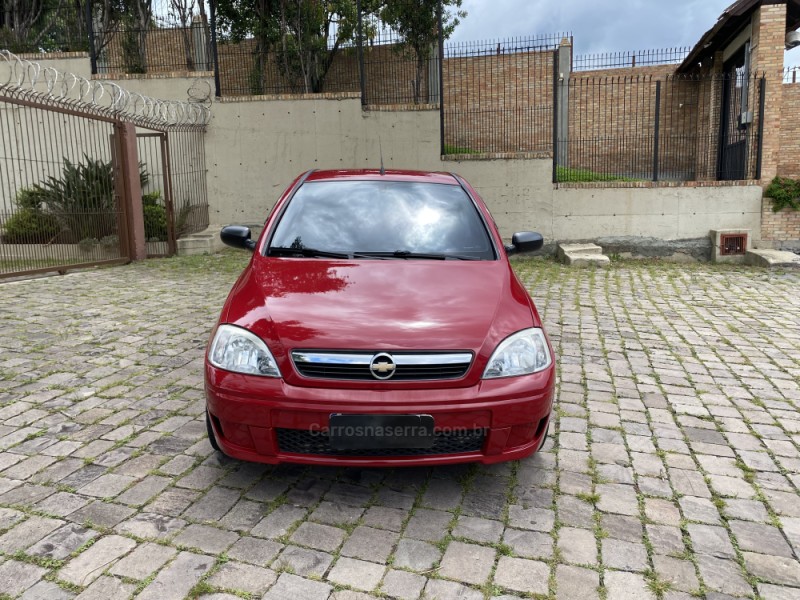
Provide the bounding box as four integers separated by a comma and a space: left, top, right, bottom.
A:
1, 254, 799, 600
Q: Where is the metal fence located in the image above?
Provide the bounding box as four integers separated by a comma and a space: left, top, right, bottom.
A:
94, 16, 212, 75
785, 66, 800, 83
135, 127, 209, 257
0, 96, 127, 276
0, 2, 212, 75
442, 35, 566, 154
0, 4, 88, 54
0, 50, 209, 279
215, 26, 434, 101
360, 29, 437, 106
573, 47, 691, 72
555, 73, 766, 183
215, 34, 361, 97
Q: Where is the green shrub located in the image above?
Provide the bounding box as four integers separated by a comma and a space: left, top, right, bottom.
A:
765, 176, 800, 212
2, 208, 62, 243
31, 157, 117, 240
27, 155, 150, 241
100, 235, 119, 251
78, 237, 99, 252
15, 187, 49, 211
142, 191, 168, 241
556, 166, 639, 183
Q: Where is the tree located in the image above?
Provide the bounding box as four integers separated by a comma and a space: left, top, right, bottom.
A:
213, 0, 281, 93
121, 0, 154, 73
89, 0, 126, 60
381, 0, 464, 104
0, 0, 66, 51
214, 0, 380, 94
169, 0, 198, 70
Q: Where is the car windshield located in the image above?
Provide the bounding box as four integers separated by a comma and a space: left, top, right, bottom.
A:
268, 180, 496, 260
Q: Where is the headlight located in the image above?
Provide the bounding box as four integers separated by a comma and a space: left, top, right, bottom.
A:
483, 328, 552, 379
208, 324, 281, 377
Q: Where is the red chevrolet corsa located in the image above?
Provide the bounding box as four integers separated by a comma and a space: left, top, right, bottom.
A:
205, 169, 555, 466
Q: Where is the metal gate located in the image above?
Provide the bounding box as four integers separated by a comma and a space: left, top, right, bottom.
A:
0, 50, 209, 279
136, 127, 210, 258
0, 94, 132, 279
716, 45, 764, 181
137, 132, 177, 257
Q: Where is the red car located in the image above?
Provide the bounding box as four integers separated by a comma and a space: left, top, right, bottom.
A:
205, 169, 555, 466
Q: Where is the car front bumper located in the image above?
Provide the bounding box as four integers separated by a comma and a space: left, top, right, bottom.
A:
205, 366, 555, 466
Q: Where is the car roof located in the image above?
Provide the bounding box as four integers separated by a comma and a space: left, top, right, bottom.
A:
304, 169, 460, 185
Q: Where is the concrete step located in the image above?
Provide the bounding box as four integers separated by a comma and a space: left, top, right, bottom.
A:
557, 243, 610, 267
563, 253, 611, 267
556, 243, 603, 261
177, 229, 225, 256
745, 249, 800, 268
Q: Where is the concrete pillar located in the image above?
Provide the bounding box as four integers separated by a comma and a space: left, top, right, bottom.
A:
192, 15, 210, 72
750, 3, 787, 181
428, 43, 440, 105
555, 38, 572, 168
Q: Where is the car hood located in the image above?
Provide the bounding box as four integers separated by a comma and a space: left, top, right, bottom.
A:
223, 257, 536, 356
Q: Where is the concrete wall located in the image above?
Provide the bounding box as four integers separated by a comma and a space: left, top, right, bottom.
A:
207, 96, 557, 238
206, 97, 442, 226
15, 52, 93, 80
207, 94, 763, 245
0, 54, 769, 250
551, 185, 763, 241
92, 73, 214, 104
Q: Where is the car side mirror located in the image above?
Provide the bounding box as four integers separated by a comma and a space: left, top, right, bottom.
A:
505, 231, 544, 255
220, 225, 256, 251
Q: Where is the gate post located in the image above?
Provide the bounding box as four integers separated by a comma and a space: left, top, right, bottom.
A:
554, 38, 572, 172
114, 122, 146, 261
653, 80, 661, 182
86, 0, 98, 75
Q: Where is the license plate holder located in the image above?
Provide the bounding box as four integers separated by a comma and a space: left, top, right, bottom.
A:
328, 414, 435, 450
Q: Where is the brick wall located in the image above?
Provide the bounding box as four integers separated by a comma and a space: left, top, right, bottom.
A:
750, 3, 787, 181
101, 26, 210, 73
761, 197, 800, 242
563, 66, 726, 181
220, 46, 557, 154
216, 38, 426, 100
443, 50, 554, 153
779, 83, 800, 179
768, 83, 800, 246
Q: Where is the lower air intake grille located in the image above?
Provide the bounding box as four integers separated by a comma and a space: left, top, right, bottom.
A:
276, 428, 486, 457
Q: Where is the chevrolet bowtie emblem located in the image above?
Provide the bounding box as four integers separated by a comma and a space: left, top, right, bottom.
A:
370, 353, 396, 380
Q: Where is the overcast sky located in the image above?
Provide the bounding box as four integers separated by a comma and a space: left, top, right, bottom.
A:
451, 0, 800, 67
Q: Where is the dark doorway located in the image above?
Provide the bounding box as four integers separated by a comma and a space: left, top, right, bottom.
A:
717, 46, 751, 180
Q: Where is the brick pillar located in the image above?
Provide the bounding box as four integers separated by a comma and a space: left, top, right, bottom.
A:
697, 51, 725, 180
750, 3, 787, 182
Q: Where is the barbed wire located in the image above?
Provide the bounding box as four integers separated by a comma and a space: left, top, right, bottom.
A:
0, 50, 210, 128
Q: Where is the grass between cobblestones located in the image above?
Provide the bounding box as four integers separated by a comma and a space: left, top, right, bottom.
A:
0, 252, 798, 599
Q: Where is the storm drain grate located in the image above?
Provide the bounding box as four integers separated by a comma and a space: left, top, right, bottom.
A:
720, 233, 747, 256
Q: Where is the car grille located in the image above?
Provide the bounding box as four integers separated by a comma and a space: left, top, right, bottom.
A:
276, 428, 486, 457
291, 351, 472, 381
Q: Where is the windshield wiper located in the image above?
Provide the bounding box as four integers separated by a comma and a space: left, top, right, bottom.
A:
268, 246, 351, 259
357, 250, 479, 261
